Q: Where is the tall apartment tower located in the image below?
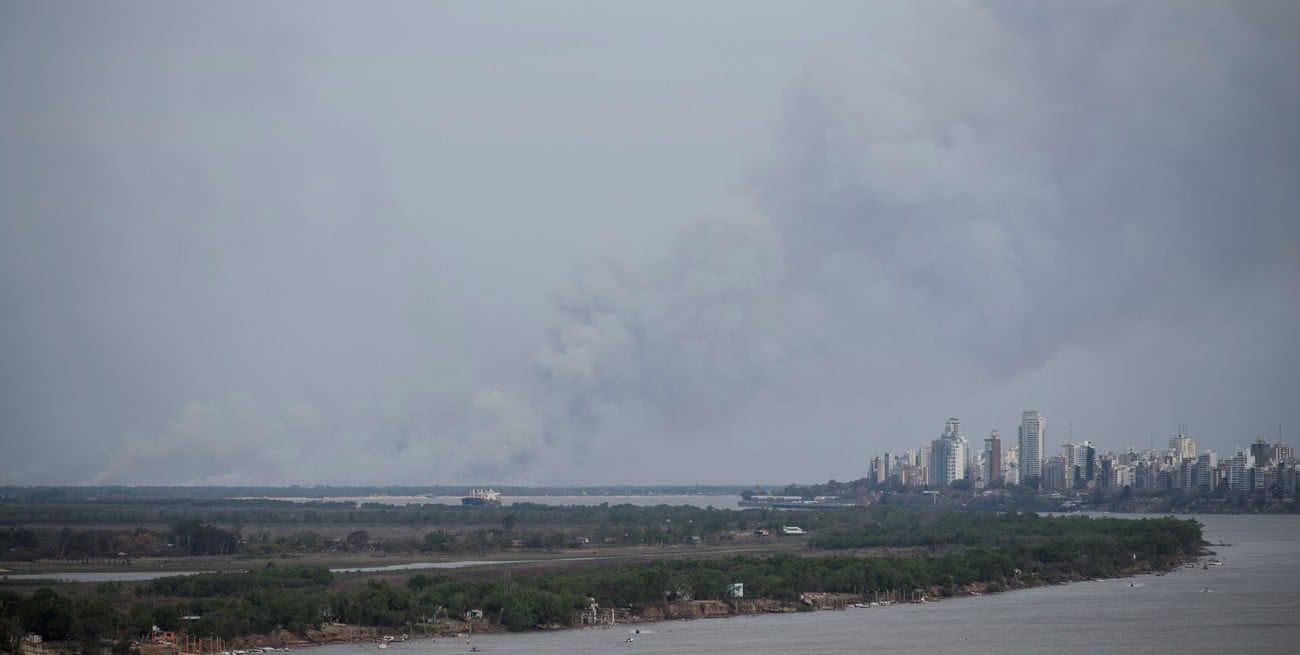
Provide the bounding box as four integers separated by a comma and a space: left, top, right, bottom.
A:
1250, 438, 1274, 468
984, 430, 1002, 483
929, 418, 967, 486
1169, 432, 1197, 461
944, 418, 961, 440
1019, 410, 1046, 479
1004, 445, 1020, 486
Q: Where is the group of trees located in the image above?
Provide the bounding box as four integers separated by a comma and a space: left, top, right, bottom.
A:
168, 520, 239, 556
807, 508, 1202, 581
1085, 485, 1300, 514
0, 497, 754, 533
3, 524, 395, 563
2, 502, 776, 563
0, 510, 1205, 646
0, 530, 37, 556
1, 496, 1219, 566
1, 527, 162, 562
0, 589, 122, 645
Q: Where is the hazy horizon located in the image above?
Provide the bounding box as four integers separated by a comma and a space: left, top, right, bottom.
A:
3, 1, 1298, 487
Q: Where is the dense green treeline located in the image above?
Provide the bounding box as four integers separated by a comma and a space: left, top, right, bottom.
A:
2, 503, 765, 561
142, 565, 334, 597
2, 502, 1202, 566
0, 500, 742, 531
811, 511, 1200, 587
807, 507, 1201, 554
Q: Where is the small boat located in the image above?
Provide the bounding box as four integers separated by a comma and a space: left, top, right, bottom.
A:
1207, 559, 1223, 566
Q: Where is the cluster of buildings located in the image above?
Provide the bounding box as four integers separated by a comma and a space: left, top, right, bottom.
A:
868, 411, 1298, 495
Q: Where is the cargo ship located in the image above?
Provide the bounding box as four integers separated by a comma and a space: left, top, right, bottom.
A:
461, 488, 502, 506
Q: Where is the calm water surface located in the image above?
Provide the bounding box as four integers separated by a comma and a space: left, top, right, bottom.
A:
2, 559, 603, 582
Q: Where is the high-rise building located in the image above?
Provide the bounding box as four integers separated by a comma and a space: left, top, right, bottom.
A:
1170, 432, 1197, 461
1019, 410, 1046, 479
1076, 441, 1097, 485
928, 418, 967, 486
1066, 439, 1076, 486
1251, 438, 1274, 468
1193, 451, 1217, 489
1275, 443, 1295, 466
1112, 460, 1133, 488
984, 431, 1002, 484
920, 441, 930, 483
1004, 446, 1019, 486
1043, 455, 1067, 492
1135, 460, 1154, 489
1176, 458, 1195, 489
946, 440, 967, 485
1099, 455, 1115, 489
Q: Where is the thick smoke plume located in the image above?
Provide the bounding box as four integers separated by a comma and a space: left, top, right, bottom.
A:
3, 2, 1298, 485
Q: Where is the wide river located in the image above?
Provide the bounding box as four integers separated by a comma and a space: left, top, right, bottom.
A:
297, 513, 1297, 654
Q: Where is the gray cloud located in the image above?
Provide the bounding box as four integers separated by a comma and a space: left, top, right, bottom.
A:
528, 0, 1300, 477
2, 1, 1297, 485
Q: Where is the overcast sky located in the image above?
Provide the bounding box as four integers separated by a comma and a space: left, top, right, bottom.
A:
2, 1, 1298, 487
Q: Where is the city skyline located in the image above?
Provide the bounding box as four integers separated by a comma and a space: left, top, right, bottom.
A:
876, 412, 1294, 495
